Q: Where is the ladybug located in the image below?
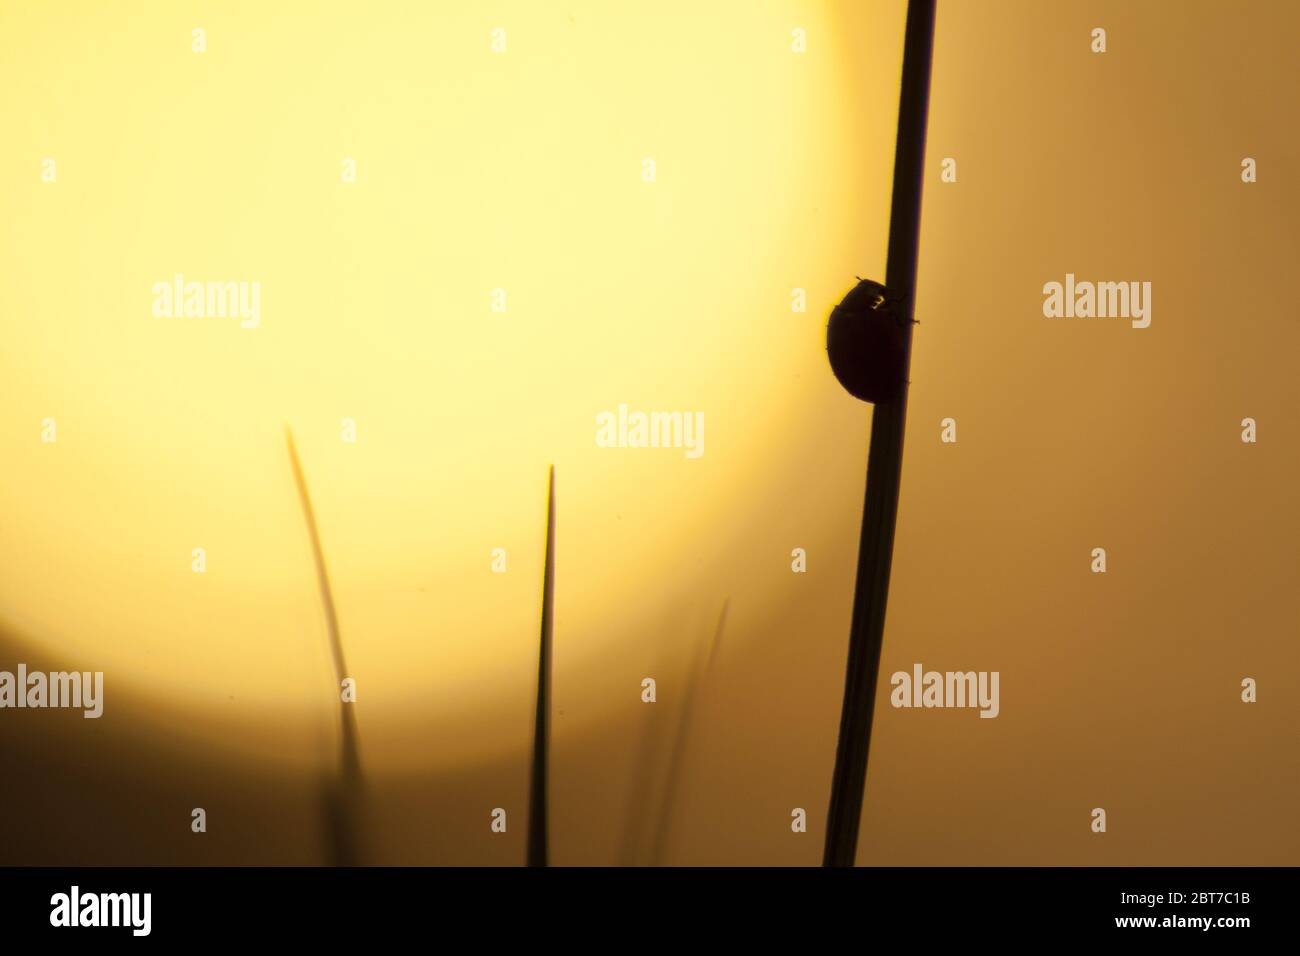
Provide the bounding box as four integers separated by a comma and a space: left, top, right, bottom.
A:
825, 278, 910, 404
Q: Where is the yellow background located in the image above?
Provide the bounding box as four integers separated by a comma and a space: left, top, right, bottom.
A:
0, 0, 1295, 865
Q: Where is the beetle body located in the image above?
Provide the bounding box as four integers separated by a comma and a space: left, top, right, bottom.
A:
825, 278, 908, 404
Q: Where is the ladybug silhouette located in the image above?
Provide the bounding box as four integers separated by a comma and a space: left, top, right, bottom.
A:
825, 278, 910, 404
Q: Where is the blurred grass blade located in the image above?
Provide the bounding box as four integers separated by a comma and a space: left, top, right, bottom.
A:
619, 628, 670, 866
285, 425, 363, 866
650, 599, 729, 866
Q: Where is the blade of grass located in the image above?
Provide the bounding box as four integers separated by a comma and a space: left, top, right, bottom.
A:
526, 466, 556, 867
285, 425, 363, 866
650, 599, 729, 866
619, 625, 671, 866
823, 0, 936, 867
